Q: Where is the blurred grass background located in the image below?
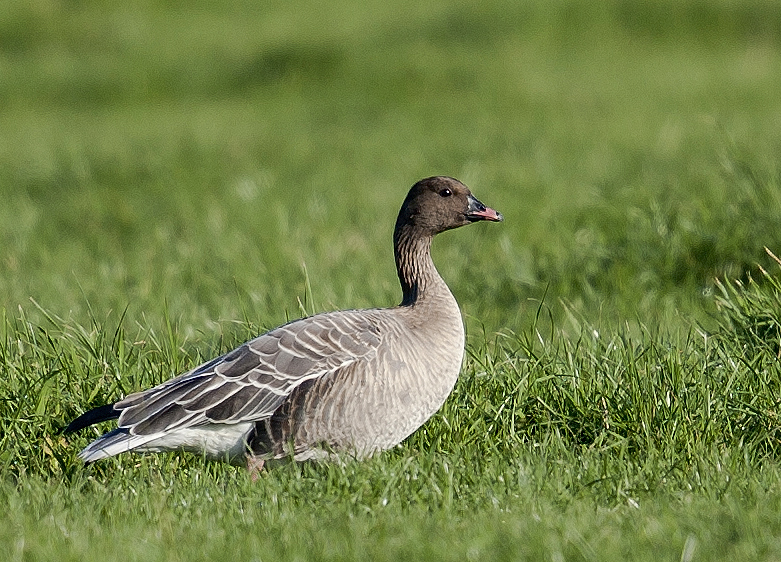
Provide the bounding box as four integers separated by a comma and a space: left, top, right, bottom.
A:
3, 0, 781, 337
4, 1, 781, 560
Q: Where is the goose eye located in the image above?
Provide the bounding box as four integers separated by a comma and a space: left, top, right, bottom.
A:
439, 188, 452, 197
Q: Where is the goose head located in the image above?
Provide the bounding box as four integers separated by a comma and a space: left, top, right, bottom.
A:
395, 176, 503, 237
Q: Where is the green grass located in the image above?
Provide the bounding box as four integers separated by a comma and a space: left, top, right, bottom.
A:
4, 0, 781, 559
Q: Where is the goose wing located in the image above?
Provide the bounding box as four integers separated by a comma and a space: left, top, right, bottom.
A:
115, 311, 383, 437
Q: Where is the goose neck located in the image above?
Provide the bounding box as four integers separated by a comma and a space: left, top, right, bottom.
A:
394, 226, 444, 307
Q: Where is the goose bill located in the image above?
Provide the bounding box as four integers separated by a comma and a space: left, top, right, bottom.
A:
465, 195, 503, 222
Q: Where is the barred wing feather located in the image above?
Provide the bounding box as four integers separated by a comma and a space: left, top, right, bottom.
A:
114, 311, 383, 437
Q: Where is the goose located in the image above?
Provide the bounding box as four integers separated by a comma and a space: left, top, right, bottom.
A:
65, 176, 503, 475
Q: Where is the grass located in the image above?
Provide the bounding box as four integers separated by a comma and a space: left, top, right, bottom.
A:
3, 0, 781, 559
6, 271, 781, 560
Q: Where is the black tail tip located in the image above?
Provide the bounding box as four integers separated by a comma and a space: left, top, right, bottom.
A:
64, 404, 119, 434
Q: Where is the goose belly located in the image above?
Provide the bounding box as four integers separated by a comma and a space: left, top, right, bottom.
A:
295, 331, 465, 458
137, 422, 254, 464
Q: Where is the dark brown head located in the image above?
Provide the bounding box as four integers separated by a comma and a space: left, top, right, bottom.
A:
395, 176, 503, 237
